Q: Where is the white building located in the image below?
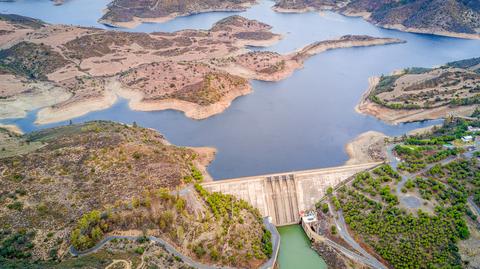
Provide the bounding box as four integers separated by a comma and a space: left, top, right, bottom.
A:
462, 135, 473, 143
302, 210, 318, 223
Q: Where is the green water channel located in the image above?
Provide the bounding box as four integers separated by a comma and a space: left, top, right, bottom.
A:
277, 225, 328, 269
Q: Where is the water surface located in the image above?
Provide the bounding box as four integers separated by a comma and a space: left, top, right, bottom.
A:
278, 225, 327, 269
0, 0, 478, 179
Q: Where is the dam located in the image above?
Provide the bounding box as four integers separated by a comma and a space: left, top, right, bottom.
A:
201, 162, 380, 225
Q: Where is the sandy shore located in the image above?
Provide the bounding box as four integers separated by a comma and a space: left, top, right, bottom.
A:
356, 77, 479, 124
0, 124, 24, 135
345, 131, 387, 165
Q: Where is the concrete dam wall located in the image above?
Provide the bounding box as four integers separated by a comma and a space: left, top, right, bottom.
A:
201, 162, 380, 225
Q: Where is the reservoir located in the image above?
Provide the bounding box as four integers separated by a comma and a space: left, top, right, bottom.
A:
0, 0, 478, 181
2, 1, 479, 268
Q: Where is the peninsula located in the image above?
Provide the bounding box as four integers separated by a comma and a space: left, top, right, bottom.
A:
356, 57, 480, 124
273, 0, 480, 39
0, 13, 404, 126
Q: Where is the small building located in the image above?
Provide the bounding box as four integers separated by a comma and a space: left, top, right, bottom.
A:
462, 136, 473, 143
301, 210, 317, 224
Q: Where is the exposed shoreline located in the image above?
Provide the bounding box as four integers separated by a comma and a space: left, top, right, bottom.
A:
35, 90, 118, 125
0, 123, 24, 135
355, 77, 478, 124
113, 79, 253, 120
30, 79, 252, 125
379, 24, 480, 40
273, 7, 480, 40
99, 3, 256, 29
345, 130, 387, 165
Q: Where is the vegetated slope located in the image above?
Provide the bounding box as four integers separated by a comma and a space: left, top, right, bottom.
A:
0, 121, 198, 258
370, 57, 480, 110
330, 117, 480, 268
0, 42, 70, 80
0, 13, 45, 29
273, 0, 480, 38
0, 121, 271, 268
100, 0, 257, 27
357, 57, 480, 123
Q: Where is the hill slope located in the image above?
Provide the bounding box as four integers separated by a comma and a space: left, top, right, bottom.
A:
0, 121, 271, 268
99, 0, 257, 28
273, 0, 480, 39
356, 57, 480, 123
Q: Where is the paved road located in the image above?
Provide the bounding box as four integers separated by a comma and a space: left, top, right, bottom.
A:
323, 236, 382, 269
70, 217, 279, 269
333, 210, 388, 269
468, 196, 480, 222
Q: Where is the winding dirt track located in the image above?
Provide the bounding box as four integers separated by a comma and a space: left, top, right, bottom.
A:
105, 259, 132, 269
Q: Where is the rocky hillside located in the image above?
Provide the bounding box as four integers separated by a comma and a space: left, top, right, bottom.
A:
0, 121, 272, 268
100, 0, 257, 28
0, 122, 200, 256
356, 57, 480, 124
274, 0, 480, 38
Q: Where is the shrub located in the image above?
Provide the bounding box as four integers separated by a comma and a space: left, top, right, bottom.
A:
7, 201, 23, 211
194, 245, 206, 258
321, 203, 329, 214
134, 247, 144, 254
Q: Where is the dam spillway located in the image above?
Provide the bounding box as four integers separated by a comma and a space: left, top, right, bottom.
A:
201, 162, 380, 225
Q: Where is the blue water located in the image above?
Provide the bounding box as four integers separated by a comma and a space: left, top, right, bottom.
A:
0, 0, 478, 179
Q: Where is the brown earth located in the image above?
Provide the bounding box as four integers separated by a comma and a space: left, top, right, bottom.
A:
0, 14, 280, 124
0, 14, 404, 127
